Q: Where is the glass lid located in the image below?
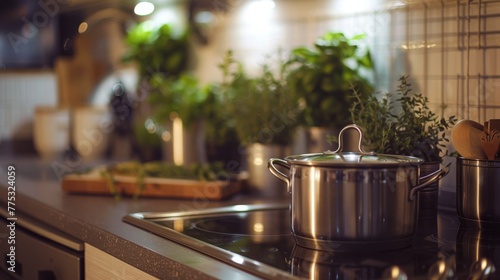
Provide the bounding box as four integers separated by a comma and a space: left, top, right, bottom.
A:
285, 153, 423, 166
285, 124, 423, 167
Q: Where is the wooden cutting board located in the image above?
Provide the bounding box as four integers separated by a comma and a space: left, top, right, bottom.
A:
62, 170, 243, 200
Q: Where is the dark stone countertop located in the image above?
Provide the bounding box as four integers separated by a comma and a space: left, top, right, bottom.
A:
0, 156, 282, 279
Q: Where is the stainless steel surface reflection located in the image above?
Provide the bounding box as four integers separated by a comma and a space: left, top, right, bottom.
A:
124, 205, 499, 280
290, 244, 417, 279
456, 226, 500, 278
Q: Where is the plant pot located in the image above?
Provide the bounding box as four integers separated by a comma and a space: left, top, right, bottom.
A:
162, 118, 207, 166
246, 143, 290, 197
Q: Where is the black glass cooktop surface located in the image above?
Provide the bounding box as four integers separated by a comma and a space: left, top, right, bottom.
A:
124, 204, 499, 279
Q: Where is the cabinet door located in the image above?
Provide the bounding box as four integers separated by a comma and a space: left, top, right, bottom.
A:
85, 243, 158, 280
0, 219, 83, 280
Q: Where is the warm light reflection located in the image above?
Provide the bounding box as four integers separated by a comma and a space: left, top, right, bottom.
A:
388, 266, 407, 279
253, 156, 264, 166
172, 115, 183, 165
387, 0, 407, 9
481, 259, 488, 269
253, 222, 264, 233
391, 267, 399, 278
309, 168, 317, 238
173, 219, 184, 232
134, 1, 155, 16
401, 41, 437, 50
78, 22, 88, 33
438, 262, 446, 274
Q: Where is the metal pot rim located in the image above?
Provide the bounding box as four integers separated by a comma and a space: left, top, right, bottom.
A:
457, 157, 500, 167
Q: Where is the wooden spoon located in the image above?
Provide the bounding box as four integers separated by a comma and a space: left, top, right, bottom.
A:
451, 119, 487, 159
481, 129, 500, 160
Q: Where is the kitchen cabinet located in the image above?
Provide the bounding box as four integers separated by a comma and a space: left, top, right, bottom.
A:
85, 243, 158, 280
0, 209, 83, 279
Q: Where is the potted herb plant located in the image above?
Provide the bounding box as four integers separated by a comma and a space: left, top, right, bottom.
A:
147, 73, 211, 165
349, 75, 457, 217
287, 32, 375, 152
138, 72, 240, 167
219, 50, 301, 196
349, 75, 456, 162
202, 83, 241, 167
121, 22, 190, 161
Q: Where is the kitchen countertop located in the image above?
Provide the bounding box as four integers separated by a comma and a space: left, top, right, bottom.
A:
0, 156, 286, 279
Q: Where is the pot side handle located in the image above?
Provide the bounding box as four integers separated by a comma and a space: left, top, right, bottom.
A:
268, 158, 291, 192
409, 168, 449, 201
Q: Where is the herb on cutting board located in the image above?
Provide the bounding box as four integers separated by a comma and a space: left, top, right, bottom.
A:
110, 161, 225, 180
100, 161, 227, 199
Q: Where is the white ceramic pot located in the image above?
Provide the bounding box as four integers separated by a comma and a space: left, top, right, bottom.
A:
72, 106, 111, 160
33, 106, 70, 159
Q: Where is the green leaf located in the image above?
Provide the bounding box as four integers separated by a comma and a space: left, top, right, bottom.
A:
287, 32, 375, 128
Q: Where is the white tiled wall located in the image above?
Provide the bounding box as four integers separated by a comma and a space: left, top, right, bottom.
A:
0, 72, 58, 140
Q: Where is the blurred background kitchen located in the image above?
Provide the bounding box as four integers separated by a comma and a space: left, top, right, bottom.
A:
1, 0, 499, 199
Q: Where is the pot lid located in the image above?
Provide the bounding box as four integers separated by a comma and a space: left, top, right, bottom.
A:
285, 124, 423, 167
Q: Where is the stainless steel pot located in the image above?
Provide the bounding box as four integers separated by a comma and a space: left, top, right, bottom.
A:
268, 124, 446, 251
456, 157, 500, 230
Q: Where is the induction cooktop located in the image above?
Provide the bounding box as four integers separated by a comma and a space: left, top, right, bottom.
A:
123, 204, 499, 279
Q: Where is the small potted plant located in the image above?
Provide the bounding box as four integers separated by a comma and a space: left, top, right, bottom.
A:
122, 22, 192, 163
147, 73, 211, 165
286, 32, 375, 152
348, 75, 457, 217
202, 83, 241, 166
220, 50, 300, 146
219, 50, 301, 196
148, 74, 209, 128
